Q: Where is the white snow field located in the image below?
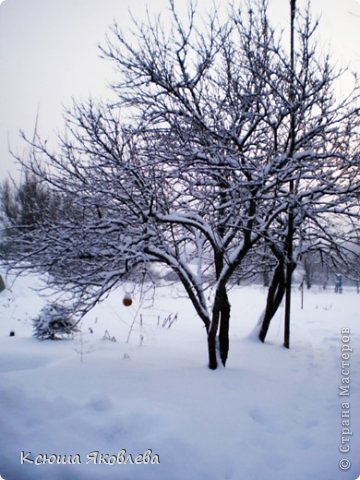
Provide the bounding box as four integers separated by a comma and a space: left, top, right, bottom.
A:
0, 271, 359, 480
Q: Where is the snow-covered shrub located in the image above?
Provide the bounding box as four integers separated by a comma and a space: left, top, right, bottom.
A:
33, 303, 79, 340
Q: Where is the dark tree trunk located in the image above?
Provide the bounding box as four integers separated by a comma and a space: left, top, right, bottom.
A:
219, 289, 231, 366
207, 287, 231, 369
207, 319, 219, 370
259, 259, 286, 343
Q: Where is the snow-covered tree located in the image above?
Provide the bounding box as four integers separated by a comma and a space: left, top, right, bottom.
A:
254, 3, 360, 342
1, 0, 359, 368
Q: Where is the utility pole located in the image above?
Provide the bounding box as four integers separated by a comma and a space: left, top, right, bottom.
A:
284, 0, 296, 349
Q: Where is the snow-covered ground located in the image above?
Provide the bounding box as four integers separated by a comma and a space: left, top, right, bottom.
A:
0, 271, 359, 480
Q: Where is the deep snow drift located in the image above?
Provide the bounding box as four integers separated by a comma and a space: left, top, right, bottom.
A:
0, 271, 359, 480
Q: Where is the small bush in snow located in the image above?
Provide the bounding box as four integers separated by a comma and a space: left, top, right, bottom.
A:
33, 303, 79, 340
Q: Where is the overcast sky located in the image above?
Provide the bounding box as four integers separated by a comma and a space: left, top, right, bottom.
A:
0, 0, 359, 179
